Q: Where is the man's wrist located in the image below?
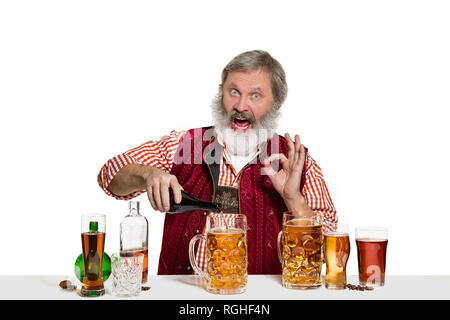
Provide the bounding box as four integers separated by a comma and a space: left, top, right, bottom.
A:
283, 193, 314, 218
283, 192, 305, 210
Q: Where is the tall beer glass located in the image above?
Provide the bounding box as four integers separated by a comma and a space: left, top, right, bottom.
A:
189, 213, 247, 294
355, 227, 388, 287
324, 223, 350, 289
277, 212, 322, 289
80, 214, 106, 297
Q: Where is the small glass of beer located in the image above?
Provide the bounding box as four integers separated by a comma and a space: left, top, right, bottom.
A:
189, 213, 247, 294
80, 214, 106, 297
324, 223, 350, 290
355, 227, 388, 287
277, 212, 322, 289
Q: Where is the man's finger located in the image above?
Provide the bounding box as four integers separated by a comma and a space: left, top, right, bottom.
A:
262, 158, 277, 176
170, 177, 183, 204
294, 134, 301, 163
147, 186, 158, 211
264, 153, 289, 172
160, 179, 172, 212
295, 144, 306, 170
152, 183, 164, 212
285, 133, 295, 164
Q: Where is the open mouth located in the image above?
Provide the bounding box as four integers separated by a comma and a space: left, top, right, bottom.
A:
232, 117, 252, 131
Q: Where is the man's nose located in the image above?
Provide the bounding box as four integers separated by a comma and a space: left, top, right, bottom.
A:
235, 96, 250, 113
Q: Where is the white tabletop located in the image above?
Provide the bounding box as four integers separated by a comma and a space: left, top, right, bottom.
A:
1, 275, 449, 300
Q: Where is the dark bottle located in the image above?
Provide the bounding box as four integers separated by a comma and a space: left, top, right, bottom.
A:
168, 189, 222, 214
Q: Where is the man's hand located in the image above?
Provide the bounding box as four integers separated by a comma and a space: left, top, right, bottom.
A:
144, 168, 183, 212
263, 133, 313, 217
107, 164, 183, 212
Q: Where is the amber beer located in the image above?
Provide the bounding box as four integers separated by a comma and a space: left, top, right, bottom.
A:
189, 213, 248, 294
355, 227, 388, 287
277, 213, 322, 289
80, 214, 106, 297
81, 232, 105, 291
324, 227, 350, 289
206, 227, 247, 292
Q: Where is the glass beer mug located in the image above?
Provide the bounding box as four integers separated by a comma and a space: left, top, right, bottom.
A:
277, 212, 323, 289
189, 213, 247, 294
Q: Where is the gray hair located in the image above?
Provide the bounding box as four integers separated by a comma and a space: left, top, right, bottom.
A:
219, 50, 288, 110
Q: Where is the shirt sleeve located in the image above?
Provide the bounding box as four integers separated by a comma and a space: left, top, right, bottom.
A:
302, 153, 338, 233
98, 130, 186, 200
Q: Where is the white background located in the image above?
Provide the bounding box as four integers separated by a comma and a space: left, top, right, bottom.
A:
0, 0, 449, 277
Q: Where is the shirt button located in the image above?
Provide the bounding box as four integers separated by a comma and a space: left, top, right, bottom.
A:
186, 266, 191, 271
195, 229, 200, 234
203, 212, 207, 216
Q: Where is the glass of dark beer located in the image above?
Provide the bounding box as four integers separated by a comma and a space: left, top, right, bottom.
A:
80, 214, 106, 297
355, 227, 388, 287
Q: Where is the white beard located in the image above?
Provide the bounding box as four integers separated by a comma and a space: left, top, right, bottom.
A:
211, 92, 280, 156
215, 127, 276, 156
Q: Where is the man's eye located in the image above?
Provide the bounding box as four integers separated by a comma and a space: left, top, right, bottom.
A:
252, 93, 260, 99
230, 89, 239, 96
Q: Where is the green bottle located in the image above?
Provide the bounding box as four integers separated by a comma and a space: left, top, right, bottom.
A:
74, 221, 111, 282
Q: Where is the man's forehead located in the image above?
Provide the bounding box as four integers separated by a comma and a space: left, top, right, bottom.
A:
225, 68, 271, 89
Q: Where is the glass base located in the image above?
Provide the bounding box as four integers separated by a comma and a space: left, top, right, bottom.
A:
360, 281, 384, 288
206, 287, 246, 295
282, 279, 321, 290
80, 287, 105, 297
325, 282, 347, 290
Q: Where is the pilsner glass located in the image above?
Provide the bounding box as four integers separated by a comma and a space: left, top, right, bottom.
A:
355, 227, 388, 287
277, 212, 322, 289
189, 213, 247, 294
324, 224, 350, 289
80, 214, 106, 297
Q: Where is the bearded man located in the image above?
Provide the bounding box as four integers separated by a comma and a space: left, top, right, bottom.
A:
98, 50, 337, 275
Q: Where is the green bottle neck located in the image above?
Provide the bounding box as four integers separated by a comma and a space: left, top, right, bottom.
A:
89, 221, 98, 233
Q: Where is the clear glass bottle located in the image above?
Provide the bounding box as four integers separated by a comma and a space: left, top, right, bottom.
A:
120, 201, 148, 283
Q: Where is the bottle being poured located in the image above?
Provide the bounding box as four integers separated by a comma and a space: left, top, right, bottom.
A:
168, 188, 228, 229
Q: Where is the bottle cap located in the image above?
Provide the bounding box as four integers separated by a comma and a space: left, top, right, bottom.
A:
129, 201, 140, 212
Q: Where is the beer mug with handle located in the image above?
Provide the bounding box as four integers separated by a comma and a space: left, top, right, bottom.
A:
277, 211, 322, 289
189, 213, 247, 294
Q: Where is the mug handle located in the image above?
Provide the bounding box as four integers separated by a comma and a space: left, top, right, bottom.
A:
276, 230, 283, 264
188, 234, 208, 278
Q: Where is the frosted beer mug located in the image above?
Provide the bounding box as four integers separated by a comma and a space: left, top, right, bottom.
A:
277, 212, 322, 289
189, 213, 247, 294
355, 227, 388, 287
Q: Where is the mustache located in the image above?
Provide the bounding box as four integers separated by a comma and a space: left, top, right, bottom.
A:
229, 110, 256, 124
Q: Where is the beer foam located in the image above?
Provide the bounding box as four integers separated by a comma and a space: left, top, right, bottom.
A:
209, 227, 245, 235
355, 238, 388, 242
326, 232, 349, 237
286, 218, 321, 227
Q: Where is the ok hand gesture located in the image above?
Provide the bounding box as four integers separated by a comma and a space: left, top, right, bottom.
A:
263, 133, 309, 214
